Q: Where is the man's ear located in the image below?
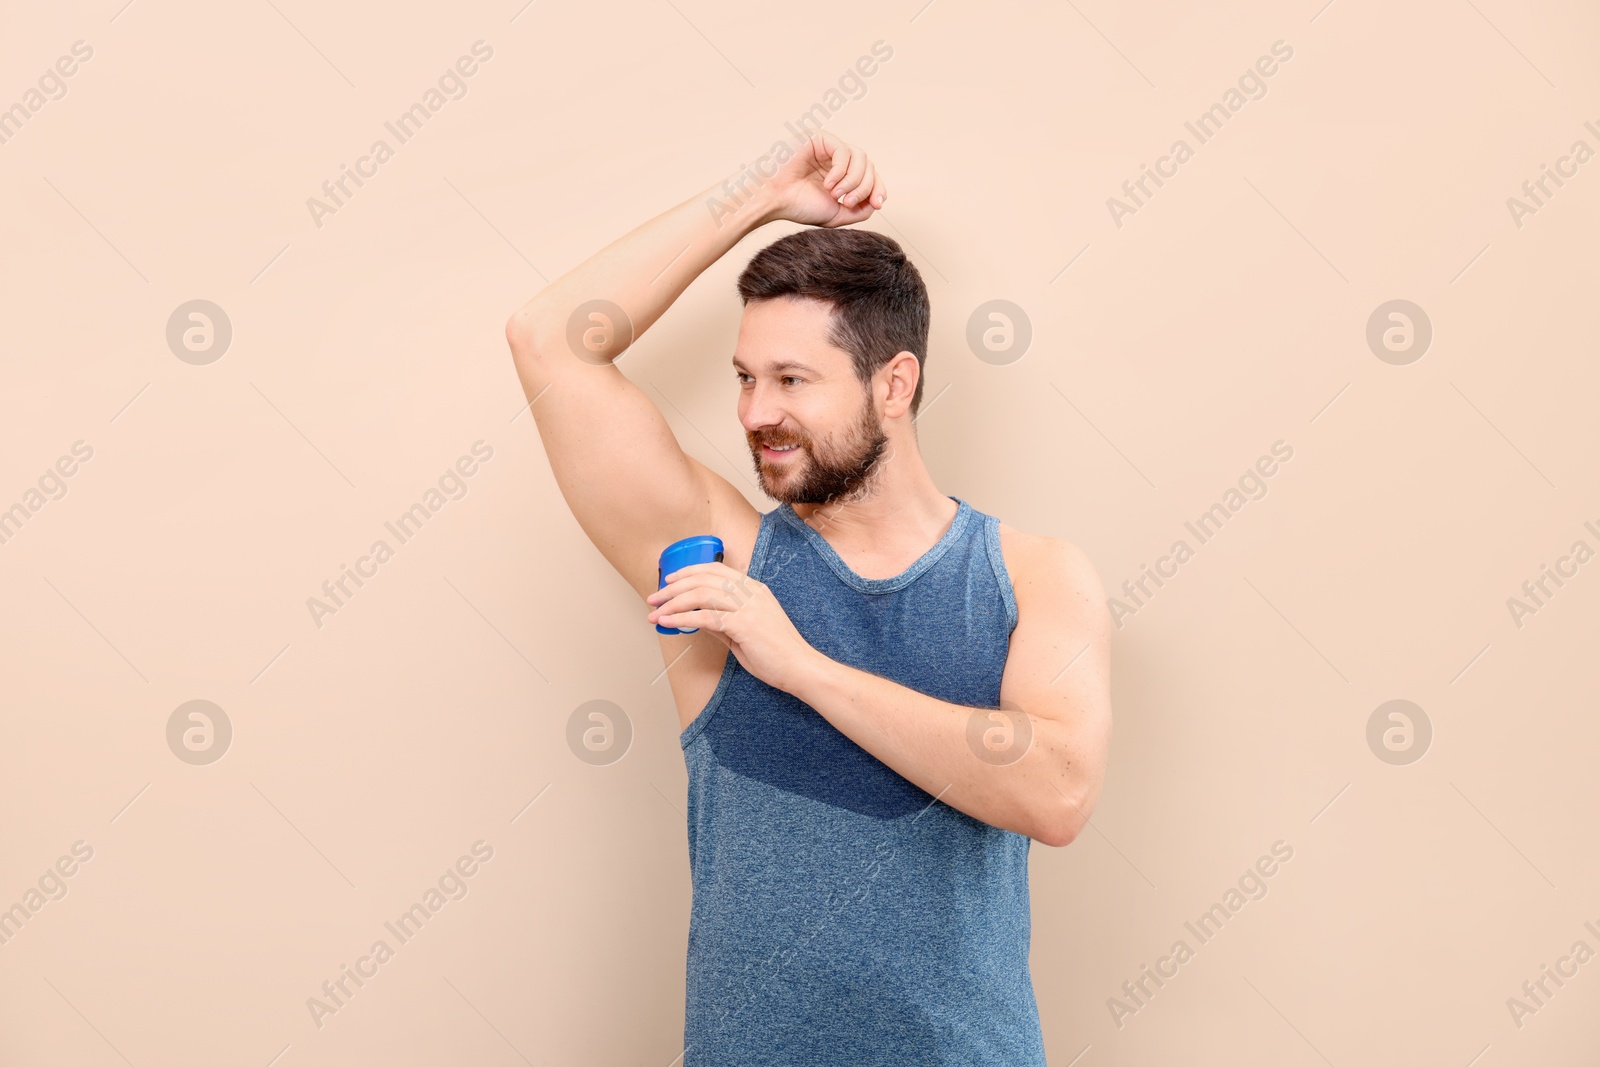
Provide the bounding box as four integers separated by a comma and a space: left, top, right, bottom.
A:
881, 351, 921, 419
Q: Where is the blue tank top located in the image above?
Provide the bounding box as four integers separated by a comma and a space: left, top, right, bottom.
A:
678, 495, 1046, 1065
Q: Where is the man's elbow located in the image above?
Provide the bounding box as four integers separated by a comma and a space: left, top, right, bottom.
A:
505, 309, 538, 362
1035, 813, 1080, 849
1035, 786, 1095, 848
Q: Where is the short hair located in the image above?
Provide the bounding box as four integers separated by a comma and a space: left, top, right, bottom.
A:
735, 228, 929, 416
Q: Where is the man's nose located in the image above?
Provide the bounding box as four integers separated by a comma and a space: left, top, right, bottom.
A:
741, 384, 784, 432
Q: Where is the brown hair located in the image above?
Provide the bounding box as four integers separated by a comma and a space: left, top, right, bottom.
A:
736, 228, 929, 416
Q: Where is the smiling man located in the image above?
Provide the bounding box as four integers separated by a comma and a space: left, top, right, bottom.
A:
504, 132, 1113, 1066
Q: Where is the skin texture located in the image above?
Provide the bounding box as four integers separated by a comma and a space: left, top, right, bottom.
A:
506, 132, 1112, 846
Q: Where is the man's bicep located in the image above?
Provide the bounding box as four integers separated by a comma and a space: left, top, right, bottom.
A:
1000, 536, 1114, 815
514, 349, 719, 598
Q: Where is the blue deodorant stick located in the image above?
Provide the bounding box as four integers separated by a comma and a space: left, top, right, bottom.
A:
656, 535, 724, 635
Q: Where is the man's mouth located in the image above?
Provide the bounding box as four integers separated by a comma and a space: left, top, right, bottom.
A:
761, 442, 801, 460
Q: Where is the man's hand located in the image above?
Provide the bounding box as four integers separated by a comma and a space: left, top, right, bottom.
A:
766, 132, 888, 228
647, 562, 820, 693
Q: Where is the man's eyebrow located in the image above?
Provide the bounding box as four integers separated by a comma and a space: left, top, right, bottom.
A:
731, 358, 820, 375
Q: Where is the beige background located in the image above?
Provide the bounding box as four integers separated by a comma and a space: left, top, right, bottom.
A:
3, 0, 1598, 1063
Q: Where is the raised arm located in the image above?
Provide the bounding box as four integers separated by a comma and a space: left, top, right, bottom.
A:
503, 133, 889, 598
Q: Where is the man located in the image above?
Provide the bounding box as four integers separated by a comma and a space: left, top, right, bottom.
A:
505, 132, 1112, 1065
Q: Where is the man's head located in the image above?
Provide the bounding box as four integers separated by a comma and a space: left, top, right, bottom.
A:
733, 228, 929, 505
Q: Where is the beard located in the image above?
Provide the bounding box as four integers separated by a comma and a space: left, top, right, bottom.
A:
749, 389, 889, 506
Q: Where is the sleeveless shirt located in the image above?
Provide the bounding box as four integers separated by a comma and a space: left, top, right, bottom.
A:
678, 495, 1047, 1065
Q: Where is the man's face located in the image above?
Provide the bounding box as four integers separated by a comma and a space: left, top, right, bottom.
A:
734, 297, 889, 506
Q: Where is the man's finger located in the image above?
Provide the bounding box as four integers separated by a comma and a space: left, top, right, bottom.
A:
823, 144, 853, 193
835, 151, 868, 201
663, 560, 731, 583
657, 587, 737, 615
656, 607, 725, 631
844, 162, 876, 207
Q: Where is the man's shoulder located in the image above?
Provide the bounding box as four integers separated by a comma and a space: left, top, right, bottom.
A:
995, 522, 1107, 615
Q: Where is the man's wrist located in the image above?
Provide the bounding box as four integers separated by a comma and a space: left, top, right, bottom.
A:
783, 646, 842, 705
701, 168, 785, 234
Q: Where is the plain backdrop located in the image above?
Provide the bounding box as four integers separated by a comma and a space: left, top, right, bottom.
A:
2, 0, 1598, 1063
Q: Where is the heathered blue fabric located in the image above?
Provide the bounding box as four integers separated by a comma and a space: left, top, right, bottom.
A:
678, 495, 1046, 1066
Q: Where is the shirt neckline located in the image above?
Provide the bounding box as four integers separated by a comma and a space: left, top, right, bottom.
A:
775, 495, 972, 594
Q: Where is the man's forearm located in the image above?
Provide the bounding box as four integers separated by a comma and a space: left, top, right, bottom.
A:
787, 652, 1079, 844
505, 167, 781, 363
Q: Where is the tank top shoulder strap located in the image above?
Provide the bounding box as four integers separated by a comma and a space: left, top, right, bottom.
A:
747, 503, 785, 581
978, 507, 1020, 634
